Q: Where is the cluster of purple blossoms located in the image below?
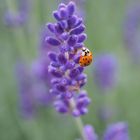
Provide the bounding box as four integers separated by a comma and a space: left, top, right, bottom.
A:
4, 0, 30, 27
93, 54, 117, 91
45, 1, 91, 117
83, 122, 129, 140
124, 5, 140, 63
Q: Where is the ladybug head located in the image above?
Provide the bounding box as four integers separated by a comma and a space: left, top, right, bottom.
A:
82, 47, 90, 56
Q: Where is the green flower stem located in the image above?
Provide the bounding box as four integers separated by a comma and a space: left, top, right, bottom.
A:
70, 98, 87, 140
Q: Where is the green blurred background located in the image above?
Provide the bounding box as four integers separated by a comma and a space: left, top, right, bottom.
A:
0, 0, 140, 140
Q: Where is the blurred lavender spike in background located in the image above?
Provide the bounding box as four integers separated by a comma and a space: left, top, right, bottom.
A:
97, 107, 114, 122
93, 54, 117, 91
124, 5, 140, 64
31, 58, 54, 105
4, 0, 30, 27
16, 63, 35, 118
83, 125, 98, 140
103, 122, 130, 140
46, 1, 90, 117
16, 59, 53, 118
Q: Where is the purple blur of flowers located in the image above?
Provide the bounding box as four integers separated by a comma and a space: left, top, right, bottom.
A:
84, 125, 98, 140
45, 1, 90, 117
17, 62, 52, 118
103, 122, 130, 140
97, 107, 114, 122
93, 54, 117, 91
124, 5, 140, 63
83, 122, 129, 140
16, 63, 35, 118
4, 0, 30, 27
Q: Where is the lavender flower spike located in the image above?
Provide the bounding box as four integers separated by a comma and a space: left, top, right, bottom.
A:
93, 54, 117, 91
124, 5, 140, 63
103, 122, 130, 140
4, 0, 30, 27
46, 1, 90, 117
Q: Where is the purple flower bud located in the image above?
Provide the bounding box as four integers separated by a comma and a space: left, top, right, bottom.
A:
46, 37, 61, 46
69, 68, 80, 79
78, 33, 87, 43
54, 100, 68, 113
58, 3, 66, 9
68, 35, 78, 46
65, 61, 75, 69
68, 15, 78, 28
59, 8, 68, 19
63, 91, 73, 99
73, 109, 81, 117
61, 78, 69, 85
49, 68, 63, 78
53, 11, 61, 21
84, 125, 98, 140
51, 62, 61, 67
67, 1, 76, 16
70, 25, 85, 35
77, 66, 84, 73
51, 78, 60, 85
59, 20, 68, 29
48, 52, 57, 62
47, 23, 55, 33
76, 73, 87, 81
103, 122, 130, 140
80, 80, 87, 87
56, 84, 66, 92
58, 53, 67, 65
61, 32, 69, 40
74, 18, 83, 28
55, 23, 64, 34
74, 43, 83, 49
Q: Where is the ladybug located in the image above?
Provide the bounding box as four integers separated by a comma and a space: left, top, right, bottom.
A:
79, 47, 93, 67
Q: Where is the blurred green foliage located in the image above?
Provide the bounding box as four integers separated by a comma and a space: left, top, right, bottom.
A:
0, 0, 140, 140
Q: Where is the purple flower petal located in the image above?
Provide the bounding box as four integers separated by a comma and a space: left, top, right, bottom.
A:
67, 1, 76, 16
58, 53, 67, 65
59, 8, 68, 19
48, 52, 57, 62
53, 11, 61, 21
49, 68, 63, 78
69, 68, 80, 79
46, 37, 61, 46
78, 33, 87, 43
47, 23, 55, 33
68, 35, 78, 46
70, 25, 85, 35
